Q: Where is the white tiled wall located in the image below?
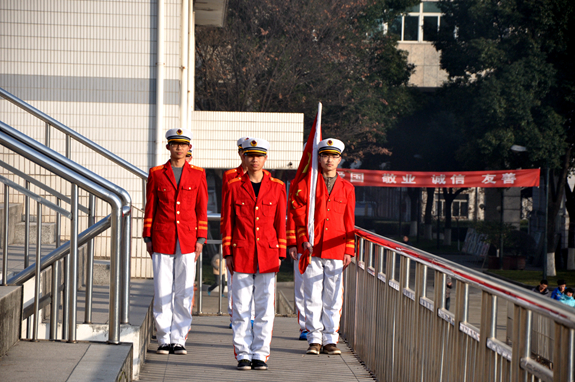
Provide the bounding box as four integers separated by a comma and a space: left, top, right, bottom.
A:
0, 1, 305, 277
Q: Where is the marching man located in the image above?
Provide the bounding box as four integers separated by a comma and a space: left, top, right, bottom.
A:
143, 128, 208, 355
221, 136, 252, 328
222, 138, 286, 370
290, 138, 355, 356
185, 145, 193, 164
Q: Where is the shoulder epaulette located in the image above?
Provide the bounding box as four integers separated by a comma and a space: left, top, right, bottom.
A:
150, 165, 164, 173
224, 168, 238, 175
228, 177, 242, 186
190, 164, 204, 172
270, 177, 285, 186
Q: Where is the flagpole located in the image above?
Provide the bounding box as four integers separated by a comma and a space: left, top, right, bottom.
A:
307, 102, 322, 263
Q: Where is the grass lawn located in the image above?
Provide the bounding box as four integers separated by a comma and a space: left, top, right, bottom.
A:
486, 270, 575, 289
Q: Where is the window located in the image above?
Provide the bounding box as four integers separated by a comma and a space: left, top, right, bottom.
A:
387, 1, 442, 42
436, 194, 469, 218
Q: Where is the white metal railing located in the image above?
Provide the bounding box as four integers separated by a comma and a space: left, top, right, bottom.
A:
0, 86, 149, 310
0, 119, 127, 343
342, 227, 575, 382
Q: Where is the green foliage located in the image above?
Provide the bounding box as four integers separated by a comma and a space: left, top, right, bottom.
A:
433, 0, 575, 171
504, 230, 537, 257
195, 0, 419, 161
473, 221, 515, 250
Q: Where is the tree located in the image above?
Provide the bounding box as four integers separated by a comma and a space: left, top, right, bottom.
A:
195, 0, 419, 161
434, 0, 575, 276
385, 94, 466, 240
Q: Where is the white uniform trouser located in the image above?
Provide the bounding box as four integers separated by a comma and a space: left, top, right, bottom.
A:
228, 268, 255, 322
304, 257, 344, 345
152, 241, 196, 346
294, 253, 306, 332
232, 271, 275, 362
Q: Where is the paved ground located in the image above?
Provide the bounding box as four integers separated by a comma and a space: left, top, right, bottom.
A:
0, 341, 132, 382
139, 316, 374, 382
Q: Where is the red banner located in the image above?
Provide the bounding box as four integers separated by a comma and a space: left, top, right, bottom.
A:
335, 168, 540, 188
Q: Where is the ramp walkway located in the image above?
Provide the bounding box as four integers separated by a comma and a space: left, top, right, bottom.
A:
139, 315, 374, 382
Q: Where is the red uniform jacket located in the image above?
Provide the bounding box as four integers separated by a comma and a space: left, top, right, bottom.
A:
143, 161, 208, 255
221, 171, 287, 274
290, 174, 355, 260
286, 212, 297, 248
220, 165, 244, 234
220, 166, 270, 233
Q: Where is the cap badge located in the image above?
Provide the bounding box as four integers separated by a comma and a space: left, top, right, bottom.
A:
251, 140, 258, 147
177, 129, 183, 135
327, 140, 333, 146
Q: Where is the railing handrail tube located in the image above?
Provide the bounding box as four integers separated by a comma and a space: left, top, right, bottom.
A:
0, 121, 135, 324
0, 121, 132, 208
7, 215, 111, 285
0, 160, 90, 214
0, 86, 148, 180
354, 227, 575, 328
0, 127, 123, 211
0, 129, 123, 342
0, 174, 70, 217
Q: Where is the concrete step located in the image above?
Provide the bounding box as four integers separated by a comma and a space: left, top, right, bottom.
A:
0, 286, 22, 357
18, 280, 155, 380
0, 340, 133, 382
93, 259, 111, 285
0, 203, 23, 248
12, 221, 56, 245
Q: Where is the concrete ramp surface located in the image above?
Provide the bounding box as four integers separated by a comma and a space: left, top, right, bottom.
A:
139, 316, 374, 382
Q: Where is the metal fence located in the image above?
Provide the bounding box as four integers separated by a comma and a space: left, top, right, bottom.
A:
341, 227, 575, 382
0, 87, 149, 281
0, 115, 129, 344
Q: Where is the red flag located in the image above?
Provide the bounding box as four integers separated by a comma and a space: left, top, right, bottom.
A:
289, 103, 322, 274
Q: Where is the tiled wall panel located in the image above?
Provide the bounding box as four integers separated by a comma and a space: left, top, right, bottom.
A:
1, 1, 304, 277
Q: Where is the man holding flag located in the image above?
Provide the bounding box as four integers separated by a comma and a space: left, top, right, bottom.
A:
290, 130, 356, 356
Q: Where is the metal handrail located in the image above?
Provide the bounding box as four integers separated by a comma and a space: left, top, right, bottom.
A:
0, 86, 141, 323
0, 120, 132, 324
354, 228, 575, 326
0, 160, 90, 214
0, 174, 70, 217
342, 226, 575, 382
0, 129, 123, 344
7, 215, 111, 285
0, 87, 148, 181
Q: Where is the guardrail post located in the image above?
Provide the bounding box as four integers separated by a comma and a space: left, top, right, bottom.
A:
2, 184, 8, 285
197, 251, 203, 314
68, 184, 78, 342
108, 208, 122, 344
32, 201, 42, 341
478, 292, 496, 381
121, 205, 131, 324
65, 135, 71, 158
85, 194, 95, 323
453, 280, 468, 379
45, 122, 50, 147
218, 244, 223, 315
50, 259, 60, 340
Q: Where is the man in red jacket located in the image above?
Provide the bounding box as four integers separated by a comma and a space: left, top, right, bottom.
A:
290, 138, 355, 356
221, 136, 251, 327
143, 128, 208, 356
222, 138, 287, 371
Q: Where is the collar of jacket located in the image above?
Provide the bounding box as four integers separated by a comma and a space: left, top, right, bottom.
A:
240, 170, 271, 201
161, 160, 192, 190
